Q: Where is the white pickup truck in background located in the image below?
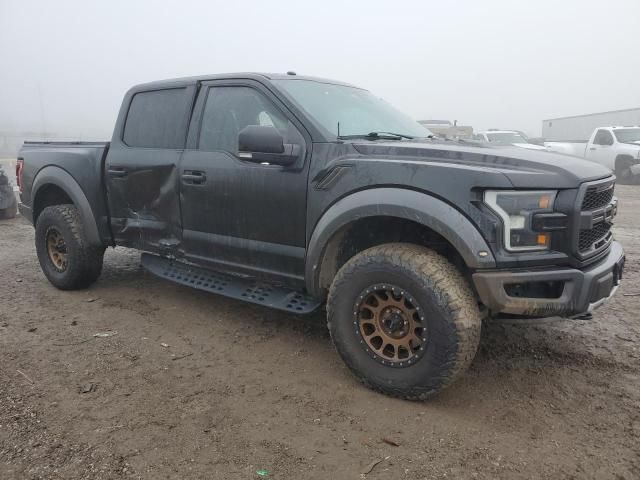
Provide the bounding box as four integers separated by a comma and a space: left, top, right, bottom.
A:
474, 130, 549, 151
545, 126, 640, 183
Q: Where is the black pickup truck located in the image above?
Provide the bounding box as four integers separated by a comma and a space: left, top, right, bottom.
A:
17, 73, 625, 399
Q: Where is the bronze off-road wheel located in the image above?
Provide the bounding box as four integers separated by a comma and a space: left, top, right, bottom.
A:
327, 243, 481, 400
35, 205, 105, 290
46, 227, 68, 271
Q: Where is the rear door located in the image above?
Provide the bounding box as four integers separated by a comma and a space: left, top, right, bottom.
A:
178, 80, 311, 284
106, 86, 195, 253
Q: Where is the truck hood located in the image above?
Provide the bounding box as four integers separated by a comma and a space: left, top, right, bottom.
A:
351, 140, 613, 189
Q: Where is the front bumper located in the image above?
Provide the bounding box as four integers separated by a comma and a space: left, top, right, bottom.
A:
473, 241, 625, 317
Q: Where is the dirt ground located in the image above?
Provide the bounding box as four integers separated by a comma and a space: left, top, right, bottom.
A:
0, 181, 639, 480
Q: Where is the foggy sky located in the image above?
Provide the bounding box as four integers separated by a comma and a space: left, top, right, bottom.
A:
1, 0, 639, 139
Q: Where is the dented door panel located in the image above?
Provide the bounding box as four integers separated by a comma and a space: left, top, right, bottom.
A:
106, 148, 183, 253
105, 85, 195, 254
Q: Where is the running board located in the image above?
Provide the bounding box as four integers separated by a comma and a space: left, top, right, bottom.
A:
141, 253, 321, 314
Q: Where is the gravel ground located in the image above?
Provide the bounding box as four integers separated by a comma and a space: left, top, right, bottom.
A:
0, 179, 638, 479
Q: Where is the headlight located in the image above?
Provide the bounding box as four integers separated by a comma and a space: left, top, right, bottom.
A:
484, 190, 557, 252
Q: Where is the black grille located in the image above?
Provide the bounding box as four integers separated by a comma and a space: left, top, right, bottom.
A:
578, 222, 611, 252
581, 185, 614, 210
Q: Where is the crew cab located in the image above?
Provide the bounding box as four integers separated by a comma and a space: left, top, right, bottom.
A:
16, 73, 625, 399
545, 126, 640, 183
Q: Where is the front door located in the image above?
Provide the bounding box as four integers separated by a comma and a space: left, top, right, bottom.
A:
586, 129, 614, 168
179, 81, 311, 284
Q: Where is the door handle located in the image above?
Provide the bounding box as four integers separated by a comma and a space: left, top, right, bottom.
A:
589, 147, 596, 150
108, 167, 128, 177
182, 171, 206, 185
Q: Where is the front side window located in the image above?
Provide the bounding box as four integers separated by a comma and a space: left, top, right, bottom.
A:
199, 86, 296, 152
123, 88, 188, 148
272, 79, 429, 138
594, 130, 613, 146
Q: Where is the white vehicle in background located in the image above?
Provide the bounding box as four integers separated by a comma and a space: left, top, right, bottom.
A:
545, 127, 640, 183
473, 130, 548, 151
417, 120, 473, 140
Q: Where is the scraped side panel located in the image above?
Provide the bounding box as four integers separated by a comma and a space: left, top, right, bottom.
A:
106, 149, 183, 254
105, 86, 192, 254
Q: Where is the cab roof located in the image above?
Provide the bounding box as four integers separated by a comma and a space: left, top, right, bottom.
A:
130, 72, 359, 92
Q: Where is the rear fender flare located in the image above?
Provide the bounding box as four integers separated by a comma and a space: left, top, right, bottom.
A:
305, 188, 496, 297
32, 166, 102, 246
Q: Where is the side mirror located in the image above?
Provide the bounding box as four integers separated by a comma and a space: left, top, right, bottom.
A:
238, 125, 301, 166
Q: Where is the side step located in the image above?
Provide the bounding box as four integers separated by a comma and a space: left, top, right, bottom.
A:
141, 253, 321, 314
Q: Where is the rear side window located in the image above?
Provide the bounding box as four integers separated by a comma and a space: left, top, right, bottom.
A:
123, 88, 188, 148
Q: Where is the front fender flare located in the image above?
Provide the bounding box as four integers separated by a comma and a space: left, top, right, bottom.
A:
32, 166, 102, 246
305, 188, 496, 297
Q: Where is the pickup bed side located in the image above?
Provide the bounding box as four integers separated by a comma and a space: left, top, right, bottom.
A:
18, 142, 112, 246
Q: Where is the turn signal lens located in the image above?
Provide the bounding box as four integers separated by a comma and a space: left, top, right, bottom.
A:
536, 234, 549, 247
538, 195, 550, 209
16, 158, 24, 193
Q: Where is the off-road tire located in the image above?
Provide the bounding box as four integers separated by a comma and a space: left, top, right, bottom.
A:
35, 204, 105, 290
327, 243, 481, 400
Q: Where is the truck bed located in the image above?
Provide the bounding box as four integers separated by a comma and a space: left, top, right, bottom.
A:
23, 141, 110, 147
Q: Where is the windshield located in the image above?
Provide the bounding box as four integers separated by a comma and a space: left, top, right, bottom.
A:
485, 132, 529, 145
272, 79, 429, 138
613, 128, 640, 143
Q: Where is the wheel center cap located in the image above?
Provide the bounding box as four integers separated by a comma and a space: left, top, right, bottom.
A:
381, 308, 409, 338
385, 314, 404, 331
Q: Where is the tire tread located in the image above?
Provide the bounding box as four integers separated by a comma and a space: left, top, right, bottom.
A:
327, 243, 481, 400
35, 204, 104, 290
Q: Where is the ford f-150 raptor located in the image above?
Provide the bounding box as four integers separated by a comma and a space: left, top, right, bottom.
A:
17, 73, 625, 399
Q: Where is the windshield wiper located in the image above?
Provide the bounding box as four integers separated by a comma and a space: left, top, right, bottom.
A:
337, 131, 415, 140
